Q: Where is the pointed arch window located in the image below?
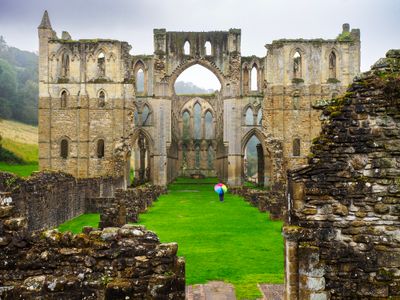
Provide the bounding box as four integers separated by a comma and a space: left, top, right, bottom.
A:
245, 107, 254, 125
257, 109, 262, 125
97, 139, 105, 158
133, 108, 139, 126
97, 52, 105, 77
205, 41, 212, 56
193, 103, 201, 139
205, 111, 214, 139
250, 65, 258, 91
136, 68, 144, 93
183, 41, 191, 55
98, 91, 105, 108
182, 111, 190, 140
293, 51, 302, 79
60, 139, 68, 158
61, 52, 69, 78
293, 138, 301, 156
329, 51, 337, 79
142, 104, 150, 126
293, 95, 300, 110
60, 91, 67, 108
243, 65, 249, 93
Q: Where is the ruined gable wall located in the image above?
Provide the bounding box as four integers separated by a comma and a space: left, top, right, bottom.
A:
264, 25, 361, 177
39, 32, 134, 179
284, 49, 400, 299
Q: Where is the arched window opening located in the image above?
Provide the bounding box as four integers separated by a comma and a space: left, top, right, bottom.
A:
182, 111, 190, 140
193, 103, 202, 139
245, 107, 254, 125
293, 51, 302, 79
293, 95, 300, 110
136, 68, 144, 93
60, 91, 67, 108
205, 41, 212, 56
97, 52, 105, 77
60, 139, 68, 159
250, 65, 258, 91
205, 111, 214, 139
97, 139, 105, 158
133, 110, 139, 126
184, 41, 191, 55
195, 144, 200, 169
329, 51, 337, 79
174, 64, 221, 95
142, 105, 150, 126
293, 138, 301, 156
244, 135, 260, 180
207, 145, 214, 169
257, 109, 262, 125
98, 91, 105, 108
61, 52, 69, 78
243, 66, 249, 93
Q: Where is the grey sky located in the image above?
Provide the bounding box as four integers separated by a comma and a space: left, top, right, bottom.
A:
0, 0, 399, 89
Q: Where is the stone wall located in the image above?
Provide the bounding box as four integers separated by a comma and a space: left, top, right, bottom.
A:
0, 172, 117, 232
284, 50, 400, 299
230, 186, 283, 219
0, 199, 185, 299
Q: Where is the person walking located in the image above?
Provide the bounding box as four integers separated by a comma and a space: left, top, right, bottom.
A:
214, 183, 227, 202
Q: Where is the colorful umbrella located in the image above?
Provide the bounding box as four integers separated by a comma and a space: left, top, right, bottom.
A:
214, 183, 227, 194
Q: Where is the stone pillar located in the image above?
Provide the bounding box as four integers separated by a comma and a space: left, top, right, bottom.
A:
284, 238, 299, 300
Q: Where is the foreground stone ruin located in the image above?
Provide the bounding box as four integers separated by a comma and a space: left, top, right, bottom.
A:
0, 172, 184, 299
284, 50, 400, 299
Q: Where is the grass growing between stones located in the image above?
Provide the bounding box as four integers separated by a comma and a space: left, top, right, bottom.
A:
58, 214, 100, 234
139, 177, 284, 299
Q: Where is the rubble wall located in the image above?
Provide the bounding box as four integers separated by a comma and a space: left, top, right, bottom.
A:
0, 199, 185, 299
284, 50, 400, 299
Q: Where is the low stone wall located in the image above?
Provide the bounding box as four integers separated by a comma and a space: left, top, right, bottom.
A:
0, 194, 185, 299
99, 185, 167, 228
230, 186, 283, 219
0, 172, 118, 232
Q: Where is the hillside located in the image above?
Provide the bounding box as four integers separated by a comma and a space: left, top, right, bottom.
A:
0, 119, 38, 177
0, 36, 39, 125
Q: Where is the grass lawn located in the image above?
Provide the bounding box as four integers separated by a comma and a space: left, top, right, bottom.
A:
0, 162, 38, 177
58, 214, 100, 234
58, 177, 284, 299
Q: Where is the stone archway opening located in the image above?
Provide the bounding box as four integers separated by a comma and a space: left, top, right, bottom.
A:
170, 63, 224, 180
174, 64, 221, 95
129, 131, 151, 186
243, 135, 264, 186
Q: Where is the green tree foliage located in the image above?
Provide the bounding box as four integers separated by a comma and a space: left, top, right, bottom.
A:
0, 36, 38, 125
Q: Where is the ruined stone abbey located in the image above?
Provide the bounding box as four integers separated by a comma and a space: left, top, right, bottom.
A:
38, 11, 360, 188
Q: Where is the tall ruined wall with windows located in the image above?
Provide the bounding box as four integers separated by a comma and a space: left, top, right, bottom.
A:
264, 24, 360, 173
38, 11, 134, 184
38, 10, 360, 189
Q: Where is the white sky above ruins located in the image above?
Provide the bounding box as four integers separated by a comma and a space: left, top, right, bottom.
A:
0, 0, 399, 90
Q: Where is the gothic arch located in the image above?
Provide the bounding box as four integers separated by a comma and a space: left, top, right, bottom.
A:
168, 58, 226, 96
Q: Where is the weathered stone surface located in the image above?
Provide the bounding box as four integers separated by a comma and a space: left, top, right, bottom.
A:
285, 50, 400, 299
0, 201, 185, 299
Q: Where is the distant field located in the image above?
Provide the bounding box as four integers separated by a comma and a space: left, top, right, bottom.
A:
0, 119, 39, 177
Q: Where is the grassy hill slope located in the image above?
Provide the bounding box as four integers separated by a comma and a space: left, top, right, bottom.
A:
0, 119, 38, 176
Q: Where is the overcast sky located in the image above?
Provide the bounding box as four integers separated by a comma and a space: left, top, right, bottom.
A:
0, 0, 399, 90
